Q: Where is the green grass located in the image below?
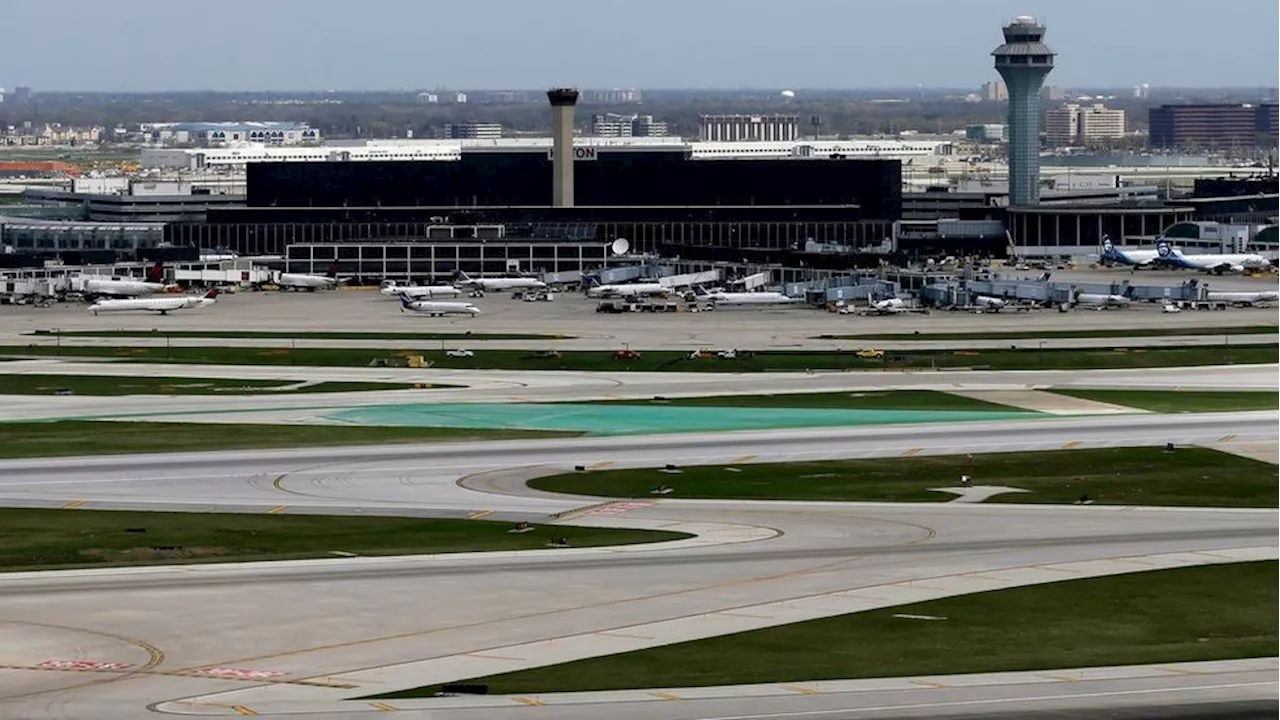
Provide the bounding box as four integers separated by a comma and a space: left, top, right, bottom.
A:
0, 374, 426, 395
815, 325, 1279, 341
582, 390, 1018, 412
375, 561, 1277, 696
30, 330, 567, 341
528, 447, 1279, 508
0, 508, 688, 571
1049, 389, 1279, 413
2, 344, 1275, 372
0, 421, 579, 459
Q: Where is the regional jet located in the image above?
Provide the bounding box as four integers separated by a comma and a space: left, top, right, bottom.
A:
691, 285, 800, 306
379, 280, 463, 300
586, 278, 669, 298
452, 270, 546, 293
971, 295, 1008, 312
1071, 288, 1132, 309
77, 262, 169, 299
399, 294, 481, 317
1204, 290, 1279, 307
89, 288, 218, 316
276, 264, 341, 291
861, 297, 908, 315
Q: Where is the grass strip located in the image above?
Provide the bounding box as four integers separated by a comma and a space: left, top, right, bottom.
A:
374, 561, 1276, 696
0, 374, 423, 395
0, 508, 687, 571
579, 390, 1026, 412
31, 330, 567, 341
1047, 389, 1278, 413
528, 447, 1279, 508
815, 325, 1279, 341
1, 344, 1274, 372
0, 421, 578, 459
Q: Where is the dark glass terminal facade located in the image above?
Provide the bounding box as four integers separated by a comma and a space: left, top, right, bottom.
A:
245, 153, 903, 221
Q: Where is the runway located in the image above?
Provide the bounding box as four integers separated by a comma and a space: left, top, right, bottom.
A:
0, 410, 1275, 719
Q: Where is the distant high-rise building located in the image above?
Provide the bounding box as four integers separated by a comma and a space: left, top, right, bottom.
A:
1133, 83, 1151, 100
590, 113, 668, 137
581, 88, 642, 104
11, 86, 31, 105
443, 122, 502, 140
1045, 103, 1125, 146
1149, 104, 1274, 148
1040, 85, 1065, 101
966, 124, 1007, 142
699, 114, 799, 142
992, 15, 1055, 206
981, 80, 1008, 101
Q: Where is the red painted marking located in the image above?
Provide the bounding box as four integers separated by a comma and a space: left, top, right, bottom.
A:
192, 667, 286, 680
38, 659, 133, 672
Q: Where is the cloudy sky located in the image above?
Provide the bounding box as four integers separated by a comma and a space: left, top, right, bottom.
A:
4, 0, 1276, 91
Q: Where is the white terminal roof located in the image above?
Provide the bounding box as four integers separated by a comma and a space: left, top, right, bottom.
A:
141, 137, 953, 168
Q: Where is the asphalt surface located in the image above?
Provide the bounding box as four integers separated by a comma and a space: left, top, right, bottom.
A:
0, 411, 1275, 719
0, 281, 1276, 719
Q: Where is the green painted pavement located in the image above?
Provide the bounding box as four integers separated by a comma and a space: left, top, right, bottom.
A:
324, 403, 1041, 435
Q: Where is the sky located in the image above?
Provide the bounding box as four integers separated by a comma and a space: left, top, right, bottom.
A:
3, 0, 1277, 92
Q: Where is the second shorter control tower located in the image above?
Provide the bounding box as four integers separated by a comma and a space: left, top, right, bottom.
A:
992, 15, 1055, 206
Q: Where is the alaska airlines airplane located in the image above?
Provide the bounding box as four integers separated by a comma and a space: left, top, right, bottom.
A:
90, 288, 218, 316
1154, 241, 1270, 274
1099, 236, 1161, 267
399, 294, 480, 317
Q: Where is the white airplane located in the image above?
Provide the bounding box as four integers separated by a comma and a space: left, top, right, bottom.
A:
691, 285, 800, 306
399, 293, 480, 317
1072, 289, 1131, 309
1205, 290, 1279, 307
972, 295, 1008, 312
587, 280, 668, 298
452, 270, 546, 293
77, 262, 169, 298
862, 297, 907, 315
277, 264, 340, 291
90, 288, 218, 316
379, 280, 462, 300
1099, 235, 1162, 267
1154, 241, 1270, 275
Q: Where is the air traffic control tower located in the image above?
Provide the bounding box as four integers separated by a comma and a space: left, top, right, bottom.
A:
992, 15, 1055, 205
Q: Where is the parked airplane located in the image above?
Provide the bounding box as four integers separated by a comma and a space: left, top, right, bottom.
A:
1099, 235, 1162, 267
452, 270, 546, 294
399, 294, 480, 317
78, 262, 168, 298
379, 280, 462, 299
691, 285, 800, 306
89, 288, 218, 315
972, 295, 1008, 312
1205, 290, 1280, 307
586, 278, 669, 298
1154, 242, 1270, 274
277, 264, 340, 291
861, 297, 908, 315
1071, 289, 1132, 309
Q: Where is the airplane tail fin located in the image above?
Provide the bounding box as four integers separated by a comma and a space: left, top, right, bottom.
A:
326, 263, 339, 279
146, 262, 165, 283
204, 288, 219, 299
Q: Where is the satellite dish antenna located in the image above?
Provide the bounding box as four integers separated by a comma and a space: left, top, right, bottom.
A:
610, 238, 630, 256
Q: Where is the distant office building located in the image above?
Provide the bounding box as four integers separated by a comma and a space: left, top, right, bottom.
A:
0, 88, 5, 104
981, 81, 1008, 101
1133, 84, 1150, 100
1040, 85, 1065, 101
453, 92, 468, 104
444, 122, 502, 140
11, 86, 32, 105
699, 114, 799, 142
417, 92, 439, 104
581, 88, 642, 104
1045, 104, 1125, 146
590, 113, 669, 137
993, 15, 1055, 206
965, 124, 1006, 142
1149, 104, 1275, 148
